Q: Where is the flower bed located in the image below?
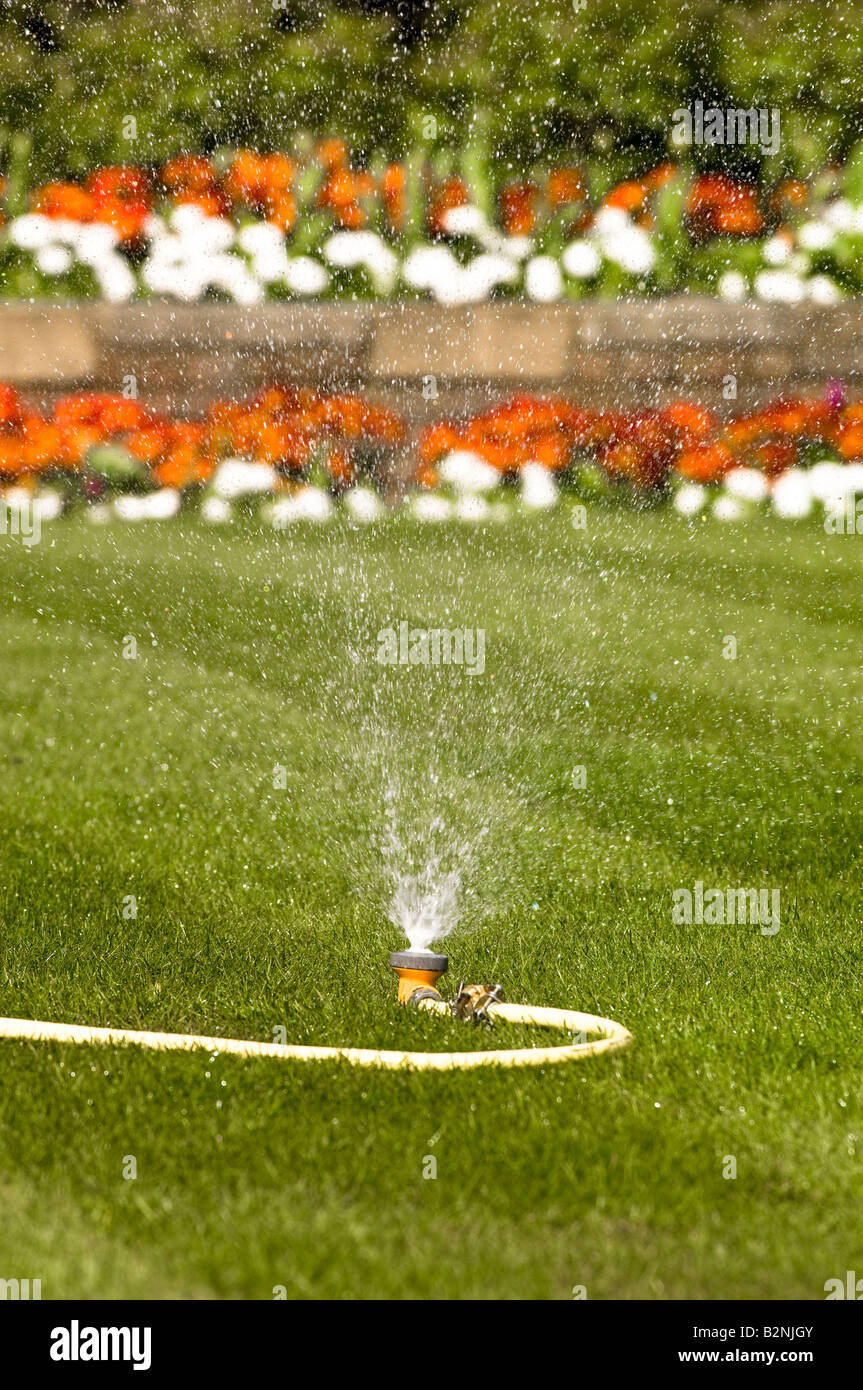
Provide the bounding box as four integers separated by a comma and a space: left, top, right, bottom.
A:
3, 382, 863, 529
3, 147, 863, 305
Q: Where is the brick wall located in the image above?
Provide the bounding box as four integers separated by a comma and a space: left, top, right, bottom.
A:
1, 299, 861, 427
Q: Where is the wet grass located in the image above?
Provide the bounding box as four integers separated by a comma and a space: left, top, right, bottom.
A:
0, 505, 861, 1299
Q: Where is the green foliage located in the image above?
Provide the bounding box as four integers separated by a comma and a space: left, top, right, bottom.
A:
0, 1, 861, 183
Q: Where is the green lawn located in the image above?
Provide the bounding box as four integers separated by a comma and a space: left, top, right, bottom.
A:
0, 506, 861, 1300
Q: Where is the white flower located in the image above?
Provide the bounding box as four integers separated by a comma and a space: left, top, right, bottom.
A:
673, 483, 706, 516
114, 489, 181, 521
604, 227, 655, 275
754, 269, 806, 304
32, 490, 64, 521
143, 258, 204, 299
49, 218, 87, 246
250, 246, 292, 284
362, 240, 399, 294
95, 259, 137, 303
36, 245, 73, 276
808, 274, 842, 305
292, 486, 333, 521
412, 255, 490, 306
169, 207, 234, 253
771, 470, 812, 518
459, 253, 518, 298
75, 223, 121, 262
262, 497, 297, 528
590, 207, 656, 275
238, 222, 291, 283
841, 462, 863, 492
712, 495, 745, 521
142, 212, 169, 243
410, 492, 453, 521
592, 206, 630, 238
211, 458, 277, 499
440, 205, 487, 237
762, 234, 791, 266
823, 199, 857, 233
263, 488, 332, 525
478, 229, 533, 261
525, 255, 563, 301
320, 230, 397, 291
718, 270, 748, 302
401, 244, 458, 292
797, 220, 834, 251
455, 494, 491, 522
438, 450, 500, 494
806, 461, 852, 502
724, 467, 768, 502
8, 214, 56, 250
521, 462, 558, 509
200, 496, 233, 524
207, 255, 264, 305
284, 257, 329, 296
343, 487, 383, 522
562, 240, 601, 279
323, 230, 373, 268
237, 221, 285, 257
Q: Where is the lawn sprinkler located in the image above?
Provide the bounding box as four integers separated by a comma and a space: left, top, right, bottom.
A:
389, 952, 504, 1025
389, 950, 449, 1005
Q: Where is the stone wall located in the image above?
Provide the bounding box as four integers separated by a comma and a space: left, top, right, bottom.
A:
1, 299, 862, 427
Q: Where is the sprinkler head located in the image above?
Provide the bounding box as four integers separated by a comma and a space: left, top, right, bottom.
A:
389, 950, 448, 1006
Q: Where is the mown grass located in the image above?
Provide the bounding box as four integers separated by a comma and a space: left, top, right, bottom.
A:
0, 506, 861, 1300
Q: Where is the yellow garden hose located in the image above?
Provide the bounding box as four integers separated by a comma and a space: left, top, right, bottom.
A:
0, 999, 631, 1070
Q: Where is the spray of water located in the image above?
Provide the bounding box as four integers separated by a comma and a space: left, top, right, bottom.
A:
390, 864, 461, 953
308, 552, 515, 952
382, 787, 488, 953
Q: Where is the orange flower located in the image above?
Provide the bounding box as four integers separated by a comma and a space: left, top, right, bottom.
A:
160, 155, 218, 195
643, 162, 677, 191
836, 424, 863, 460
327, 446, 356, 488
769, 179, 808, 215
381, 163, 406, 232
0, 437, 24, 477
318, 166, 366, 229
428, 176, 469, 237
317, 138, 348, 173
500, 182, 537, 235
660, 401, 716, 442
752, 440, 797, 477
32, 181, 93, 222
546, 167, 586, 208
676, 441, 736, 483
604, 181, 648, 215
0, 383, 24, 428
686, 174, 764, 239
